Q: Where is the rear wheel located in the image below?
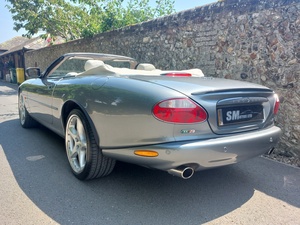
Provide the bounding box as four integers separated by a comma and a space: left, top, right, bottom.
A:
18, 93, 37, 128
65, 109, 115, 180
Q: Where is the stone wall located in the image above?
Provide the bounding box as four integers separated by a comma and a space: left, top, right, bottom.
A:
25, 0, 300, 158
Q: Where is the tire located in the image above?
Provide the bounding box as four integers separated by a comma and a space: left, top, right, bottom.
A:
65, 109, 115, 180
18, 93, 38, 128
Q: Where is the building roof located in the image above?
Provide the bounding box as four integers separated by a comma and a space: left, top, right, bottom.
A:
0, 36, 29, 51
0, 36, 64, 56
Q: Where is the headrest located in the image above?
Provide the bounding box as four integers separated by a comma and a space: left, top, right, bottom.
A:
84, 60, 104, 71
136, 63, 156, 71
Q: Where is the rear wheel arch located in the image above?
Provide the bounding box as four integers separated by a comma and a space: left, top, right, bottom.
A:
61, 100, 100, 145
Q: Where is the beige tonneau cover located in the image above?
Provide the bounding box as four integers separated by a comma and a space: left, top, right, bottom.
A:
78, 60, 204, 77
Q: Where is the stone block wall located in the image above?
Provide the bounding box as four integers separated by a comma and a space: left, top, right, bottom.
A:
25, 0, 300, 157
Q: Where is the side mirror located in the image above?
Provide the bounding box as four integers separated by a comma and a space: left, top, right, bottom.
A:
26, 67, 41, 78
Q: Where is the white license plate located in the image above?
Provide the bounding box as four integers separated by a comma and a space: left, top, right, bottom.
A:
217, 105, 264, 126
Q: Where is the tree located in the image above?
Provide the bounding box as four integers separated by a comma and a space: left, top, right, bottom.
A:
6, 0, 175, 41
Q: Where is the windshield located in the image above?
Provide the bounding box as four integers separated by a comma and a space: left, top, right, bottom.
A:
46, 54, 138, 78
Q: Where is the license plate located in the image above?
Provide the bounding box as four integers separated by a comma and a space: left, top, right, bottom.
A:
217, 105, 264, 126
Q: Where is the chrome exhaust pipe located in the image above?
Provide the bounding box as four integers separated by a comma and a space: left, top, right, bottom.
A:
168, 166, 194, 179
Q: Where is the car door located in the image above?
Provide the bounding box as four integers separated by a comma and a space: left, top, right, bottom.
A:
26, 77, 61, 126
25, 56, 66, 126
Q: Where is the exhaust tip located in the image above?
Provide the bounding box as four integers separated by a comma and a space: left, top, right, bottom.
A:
168, 166, 195, 179
181, 167, 194, 179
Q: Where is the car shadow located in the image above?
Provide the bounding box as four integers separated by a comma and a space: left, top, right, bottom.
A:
1, 118, 299, 225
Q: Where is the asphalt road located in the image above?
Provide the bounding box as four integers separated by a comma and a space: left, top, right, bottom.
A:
0, 81, 299, 225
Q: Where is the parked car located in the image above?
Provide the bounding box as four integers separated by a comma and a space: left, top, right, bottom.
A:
19, 52, 281, 180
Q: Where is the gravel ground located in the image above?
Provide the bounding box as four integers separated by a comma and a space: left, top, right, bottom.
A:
264, 153, 300, 168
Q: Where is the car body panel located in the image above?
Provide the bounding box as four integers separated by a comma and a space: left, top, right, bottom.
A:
102, 126, 281, 170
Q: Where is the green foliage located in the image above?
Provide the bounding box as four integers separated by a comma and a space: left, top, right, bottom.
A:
6, 0, 175, 40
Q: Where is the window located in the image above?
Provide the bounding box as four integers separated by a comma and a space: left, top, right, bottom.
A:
48, 58, 87, 78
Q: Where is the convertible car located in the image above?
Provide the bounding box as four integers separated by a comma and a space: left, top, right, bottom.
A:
19, 52, 281, 180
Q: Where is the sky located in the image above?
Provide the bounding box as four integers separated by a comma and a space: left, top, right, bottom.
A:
0, 0, 216, 44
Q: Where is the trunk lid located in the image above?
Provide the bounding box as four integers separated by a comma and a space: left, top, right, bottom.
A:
129, 76, 270, 94
130, 76, 276, 135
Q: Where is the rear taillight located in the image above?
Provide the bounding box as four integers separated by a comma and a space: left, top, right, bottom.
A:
274, 94, 280, 114
152, 98, 207, 123
161, 72, 192, 77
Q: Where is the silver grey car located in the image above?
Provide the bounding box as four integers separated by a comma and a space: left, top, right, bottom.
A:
18, 53, 281, 180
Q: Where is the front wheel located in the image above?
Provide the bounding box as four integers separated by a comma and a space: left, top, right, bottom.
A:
65, 109, 115, 180
18, 93, 37, 128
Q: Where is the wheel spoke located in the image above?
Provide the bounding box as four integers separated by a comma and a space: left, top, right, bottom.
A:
68, 126, 78, 141
67, 137, 77, 158
67, 125, 78, 157
76, 119, 86, 143
78, 148, 86, 169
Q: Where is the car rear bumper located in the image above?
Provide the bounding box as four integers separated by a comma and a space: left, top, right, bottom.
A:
102, 126, 282, 171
